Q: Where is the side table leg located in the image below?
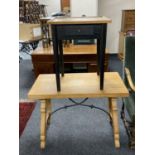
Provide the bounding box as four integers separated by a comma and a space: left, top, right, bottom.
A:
58, 40, 64, 77
109, 98, 120, 148
97, 39, 100, 75
99, 24, 107, 90
40, 100, 47, 149
52, 25, 61, 91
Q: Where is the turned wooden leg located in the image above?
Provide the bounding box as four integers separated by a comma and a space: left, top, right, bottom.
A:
40, 100, 47, 149
109, 98, 120, 148
46, 99, 52, 126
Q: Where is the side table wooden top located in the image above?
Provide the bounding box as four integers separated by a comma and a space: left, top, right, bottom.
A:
48, 16, 112, 25
28, 72, 129, 99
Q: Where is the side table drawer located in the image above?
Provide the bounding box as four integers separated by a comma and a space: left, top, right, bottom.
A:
57, 24, 101, 39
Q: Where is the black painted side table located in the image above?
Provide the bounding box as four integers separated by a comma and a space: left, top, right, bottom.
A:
48, 17, 111, 91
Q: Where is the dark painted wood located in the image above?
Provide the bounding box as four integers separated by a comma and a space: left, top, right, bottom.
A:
99, 24, 107, 90
52, 25, 61, 91
51, 23, 108, 91
58, 40, 64, 77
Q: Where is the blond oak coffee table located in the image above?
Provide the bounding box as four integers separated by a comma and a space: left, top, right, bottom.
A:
28, 72, 129, 149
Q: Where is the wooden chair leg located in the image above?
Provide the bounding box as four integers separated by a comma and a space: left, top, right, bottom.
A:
40, 100, 47, 149
109, 98, 120, 148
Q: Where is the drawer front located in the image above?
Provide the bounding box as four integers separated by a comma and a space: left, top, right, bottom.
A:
57, 24, 101, 39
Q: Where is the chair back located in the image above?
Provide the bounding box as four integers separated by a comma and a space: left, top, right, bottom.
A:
124, 36, 135, 85
19, 23, 42, 42
123, 36, 135, 121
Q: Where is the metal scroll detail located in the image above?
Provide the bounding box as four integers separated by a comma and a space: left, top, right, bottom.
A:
48, 98, 112, 123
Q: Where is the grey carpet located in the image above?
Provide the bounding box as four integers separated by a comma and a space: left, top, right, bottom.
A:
19, 59, 35, 99
19, 55, 134, 155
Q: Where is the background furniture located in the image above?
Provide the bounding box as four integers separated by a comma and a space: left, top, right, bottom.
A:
31, 45, 109, 77
40, 17, 53, 48
121, 10, 135, 32
19, 23, 42, 61
28, 72, 129, 149
19, 23, 42, 42
48, 17, 111, 91
61, 0, 70, 13
19, 0, 47, 23
121, 36, 135, 148
118, 10, 135, 60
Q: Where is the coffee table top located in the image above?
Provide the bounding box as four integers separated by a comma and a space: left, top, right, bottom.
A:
28, 72, 129, 99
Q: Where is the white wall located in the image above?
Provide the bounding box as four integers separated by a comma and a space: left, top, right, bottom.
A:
39, 0, 61, 16
71, 0, 98, 17
38, 0, 48, 5
98, 0, 135, 53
